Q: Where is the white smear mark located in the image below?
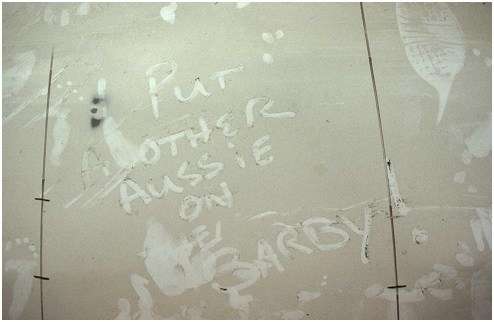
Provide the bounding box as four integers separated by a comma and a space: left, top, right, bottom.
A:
97, 78, 106, 97
174, 78, 211, 102
248, 211, 278, 221
432, 264, 457, 279
5, 238, 38, 319
3, 51, 36, 99
142, 218, 218, 296
386, 160, 410, 217
455, 241, 474, 267
278, 310, 305, 320
453, 171, 466, 183
461, 149, 473, 164
467, 185, 478, 193
275, 29, 284, 39
262, 32, 274, 44
396, 3, 465, 125
60, 9, 70, 26
160, 3, 177, 24
456, 253, 474, 267
44, 7, 56, 24
297, 290, 321, 304
50, 109, 71, 166
471, 269, 491, 319
115, 298, 131, 319
464, 120, 491, 159
412, 227, 428, 244
104, 117, 141, 169
130, 273, 161, 319
236, 2, 250, 9
262, 53, 274, 64
429, 288, 453, 301
472, 48, 481, 56
76, 3, 90, 16
484, 57, 492, 67
470, 208, 491, 251
210, 65, 243, 90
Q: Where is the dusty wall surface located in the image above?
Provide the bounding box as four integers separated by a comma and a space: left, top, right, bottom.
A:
2, 2, 491, 320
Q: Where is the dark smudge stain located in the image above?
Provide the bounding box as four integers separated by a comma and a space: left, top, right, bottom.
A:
90, 108, 97, 113
91, 117, 102, 128
92, 97, 102, 104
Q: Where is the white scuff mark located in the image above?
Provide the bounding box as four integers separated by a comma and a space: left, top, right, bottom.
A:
386, 160, 410, 217
209, 65, 244, 90
467, 185, 478, 193
472, 48, 481, 56
471, 269, 491, 319
4, 238, 38, 319
160, 3, 177, 24
455, 241, 474, 267
236, 2, 250, 9
365, 284, 424, 303
130, 273, 161, 319
464, 120, 491, 159
262, 32, 274, 44
115, 298, 131, 319
76, 2, 90, 15
453, 171, 466, 183
277, 310, 305, 320
415, 271, 440, 289
470, 208, 491, 252
432, 264, 457, 279
275, 29, 284, 39
174, 78, 211, 102
103, 116, 141, 169
50, 108, 71, 166
455, 253, 474, 266
396, 3, 465, 125
3, 51, 36, 99
461, 149, 473, 164
142, 218, 218, 296
97, 78, 106, 97
429, 288, 453, 301
262, 53, 274, 64
60, 9, 70, 26
484, 57, 492, 67
248, 211, 278, 221
412, 227, 428, 245
44, 7, 56, 24
297, 290, 321, 304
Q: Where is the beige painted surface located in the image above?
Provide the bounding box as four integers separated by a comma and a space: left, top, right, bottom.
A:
2, 2, 491, 320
